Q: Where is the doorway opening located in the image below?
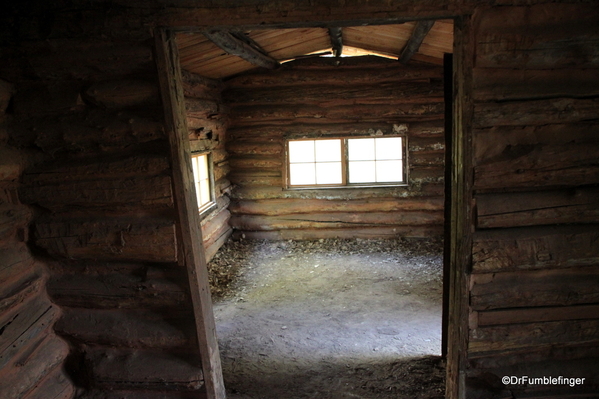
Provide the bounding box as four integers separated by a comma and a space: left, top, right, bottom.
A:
160, 15, 464, 399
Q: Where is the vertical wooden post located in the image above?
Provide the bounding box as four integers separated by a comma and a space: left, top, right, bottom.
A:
154, 28, 226, 399
445, 15, 474, 399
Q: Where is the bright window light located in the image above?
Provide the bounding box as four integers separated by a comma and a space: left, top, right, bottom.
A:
191, 153, 213, 211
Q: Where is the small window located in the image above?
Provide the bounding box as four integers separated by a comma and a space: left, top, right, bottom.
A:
191, 153, 215, 213
286, 136, 405, 188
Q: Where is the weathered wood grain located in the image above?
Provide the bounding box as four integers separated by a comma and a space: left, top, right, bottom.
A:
230, 197, 444, 216
473, 68, 599, 101
469, 319, 599, 353
476, 187, 599, 228
225, 81, 444, 106
0, 295, 57, 369
473, 98, 599, 128
47, 273, 189, 310
230, 103, 445, 126
232, 225, 443, 240
0, 334, 69, 399
84, 79, 161, 109
34, 217, 177, 262
225, 64, 443, 88
181, 69, 223, 100
475, 3, 599, 69
472, 225, 599, 273
55, 308, 192, 349
24, 362, 75, 399
470, 266, 599, 311
476, 304, 599, 327
230, 210, 443, 231
86, 347, 203, 391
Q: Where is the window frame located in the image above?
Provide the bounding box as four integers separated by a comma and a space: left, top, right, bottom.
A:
284, 135, 408, 189
190, 151, 217, 216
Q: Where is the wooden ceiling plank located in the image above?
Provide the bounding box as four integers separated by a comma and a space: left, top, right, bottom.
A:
399, 20, 436, 64
203, 30, 280, 70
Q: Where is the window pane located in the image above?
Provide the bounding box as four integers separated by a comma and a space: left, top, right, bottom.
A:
349, 161, 376, 183
315, 162, 342, 184
191, 156, 200, 182
198, 155, 209, 179
290, 163, 316, 185
375, 137, 402, 160
315, 139, 341, 162
289, 140, 315, 163
376, 160, 403, 182
199, 180, 211, 206
348, 138, 375, 161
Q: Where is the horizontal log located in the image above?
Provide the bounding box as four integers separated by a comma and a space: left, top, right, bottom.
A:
34, 217, 177, 262
228, 155, 282, 170
84, 79, 160, 109
469, 319, 599, 353
12, 81, 84, 117
472, 224, 599, 273
470, 265, 599, 311
475, 3, 599, 69
24, 363, 75, 399
224, 81, 444, 106
410, 152, 445, 167
0, 295, 57, 369
473, 98, 599, 128
228, 173, 282, 187
22, 153, 170, 184
181, 69, 223, 100
201, 208, 231, 243
0, 334, 69, 399
473, 68, 599, 101
474, 123, 599, 165
205, 226, 233, 263
20, 175, 173, 210
86, 348, 203, 390
187, 115, 227, 132
476, 304, 599, 327
225, 64, 443, 88
408, 136, 445, 152
230, 210, 443, 231
476, 187, 599, 229
14, 39, 154, 81
15, 108, 166, 154
229, 103, 445, 127
231, 183, 443, 200
226, 140, 283, 155
185, 97, 228, 119
80, 390, 203, 399
474, 143, 599, 190
227, 122, 419, 141
232, 225, 443, 240
229, 197, 444, 216
55, 308, 192, 349
47, 273, 189, 310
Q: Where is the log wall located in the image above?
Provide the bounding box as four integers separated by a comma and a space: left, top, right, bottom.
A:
466, 3, 599, 397
1, 24, 208, 398
183, 70, 233, 261
225, 58, 446, 240
0, 79, 75, 398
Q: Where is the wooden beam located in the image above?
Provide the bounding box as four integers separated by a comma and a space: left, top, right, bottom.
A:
203, 29, 279, 69
399, 20, 435, 64
329, 27, 343, 57
154, 29, 226, 399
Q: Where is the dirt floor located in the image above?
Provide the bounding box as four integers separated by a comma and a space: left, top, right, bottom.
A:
207, 237, 446, 399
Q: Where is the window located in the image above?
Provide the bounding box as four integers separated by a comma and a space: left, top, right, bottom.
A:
191, 153, 215, 213
286, 136, 406, 188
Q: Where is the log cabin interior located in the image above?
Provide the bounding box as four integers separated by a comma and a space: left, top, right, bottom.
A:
1, 1, 598, 399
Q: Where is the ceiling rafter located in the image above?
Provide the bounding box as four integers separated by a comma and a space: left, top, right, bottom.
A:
398, 20, 435, 64
203, 29, 280, 70
328, 27, 343, 57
